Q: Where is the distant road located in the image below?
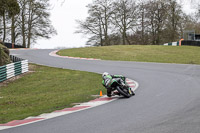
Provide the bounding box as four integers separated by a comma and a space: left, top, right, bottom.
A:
3, 49, 200, 133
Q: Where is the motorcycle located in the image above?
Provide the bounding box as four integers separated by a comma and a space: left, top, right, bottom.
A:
111, 78, 134, 98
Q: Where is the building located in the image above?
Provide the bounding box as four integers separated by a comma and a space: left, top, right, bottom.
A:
184, 30, 200, 41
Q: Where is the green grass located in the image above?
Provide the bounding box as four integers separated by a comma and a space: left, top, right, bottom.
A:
0, 64, 104, 124
58, 45, 200, 64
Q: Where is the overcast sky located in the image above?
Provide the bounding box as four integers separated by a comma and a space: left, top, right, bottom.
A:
34, 0, 196, 49
34, 0, 92, 49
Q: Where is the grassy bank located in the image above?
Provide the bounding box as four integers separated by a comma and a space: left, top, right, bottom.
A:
0, 64, 103, 124
58, 45, 200, 65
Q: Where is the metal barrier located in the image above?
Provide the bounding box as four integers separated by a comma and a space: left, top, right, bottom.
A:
163, 40, 200, 46
181, 40, 200, 46
0, 56, 28, 83
10, 55, 24, 62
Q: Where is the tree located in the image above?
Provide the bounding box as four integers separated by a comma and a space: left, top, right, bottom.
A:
26, 0, 56, 48
112, 0, 137, 45
164, 0, 183, 42
0, 0, 8, 42
76, 0, 113, 46
17, 0, 27, 47
0, 0, 56, 48
145, 0, 168, 45
16, 0, 56, 48
136, 0, 149, 45
77, 0, 192, 46
195, 3, 200, 22
76, 9, 104, 46
0, 0, 20, 42
8, 0, 20, 44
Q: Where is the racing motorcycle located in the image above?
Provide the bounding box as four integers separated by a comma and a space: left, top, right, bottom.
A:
111, 79, 134, 98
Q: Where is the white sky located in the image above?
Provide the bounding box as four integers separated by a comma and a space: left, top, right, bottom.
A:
34, 0, 92, 49
34, 0, 197, 49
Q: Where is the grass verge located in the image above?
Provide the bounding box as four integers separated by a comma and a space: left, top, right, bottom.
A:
58, 45, 200, 65
0, 64, 104, 124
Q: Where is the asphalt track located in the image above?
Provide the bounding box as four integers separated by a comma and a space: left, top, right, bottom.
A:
2, 49, 200, 133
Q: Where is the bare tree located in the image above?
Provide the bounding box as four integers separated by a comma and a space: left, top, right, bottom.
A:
26, 0, 56, 48
164, 0, 183, 42
17, 0, 27, 47
76, 0, 113, 46
195, 3, 200, 22
76, 7, 104, 46
145, 0, 168, 45
0, 0, 19, 42
76, 0, 193, 46
112, 0, 137, 45
136, 0, 150, 45
0, 0, 56, 48
17, 0, 56, 48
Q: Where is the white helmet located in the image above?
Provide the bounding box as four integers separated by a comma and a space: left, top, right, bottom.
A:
102, 72, 109, 78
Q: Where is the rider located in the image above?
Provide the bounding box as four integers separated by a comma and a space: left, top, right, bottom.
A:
102, 72, 134, 97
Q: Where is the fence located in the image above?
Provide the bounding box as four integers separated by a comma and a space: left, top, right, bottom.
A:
10, 55, 24, 62
181, 40, 200, 46
0, 56, 28, 83
2, 42, 24, 48
163, 41, 179, 46
163, 40, 200, 47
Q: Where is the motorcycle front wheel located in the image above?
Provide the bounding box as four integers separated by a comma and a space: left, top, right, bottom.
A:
116, 86, 131, 98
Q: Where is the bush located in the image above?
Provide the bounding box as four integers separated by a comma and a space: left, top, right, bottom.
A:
0, 43, 11, 66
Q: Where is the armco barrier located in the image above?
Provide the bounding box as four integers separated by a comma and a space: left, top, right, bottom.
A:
0, 56, 28, 83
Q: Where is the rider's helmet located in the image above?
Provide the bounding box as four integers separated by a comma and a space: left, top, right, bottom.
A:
102, 72, 109, 78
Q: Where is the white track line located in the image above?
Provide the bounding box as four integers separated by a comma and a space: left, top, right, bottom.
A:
49, 50, 101, 60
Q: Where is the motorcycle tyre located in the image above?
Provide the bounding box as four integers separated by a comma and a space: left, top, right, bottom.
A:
116, 86, 131, 98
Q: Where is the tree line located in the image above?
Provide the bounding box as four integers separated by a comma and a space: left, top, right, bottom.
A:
76, 0, 200, 46
0, 0, 56, 48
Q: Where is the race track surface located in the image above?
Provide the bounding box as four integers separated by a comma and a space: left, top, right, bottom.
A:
2, 49, 200, 133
